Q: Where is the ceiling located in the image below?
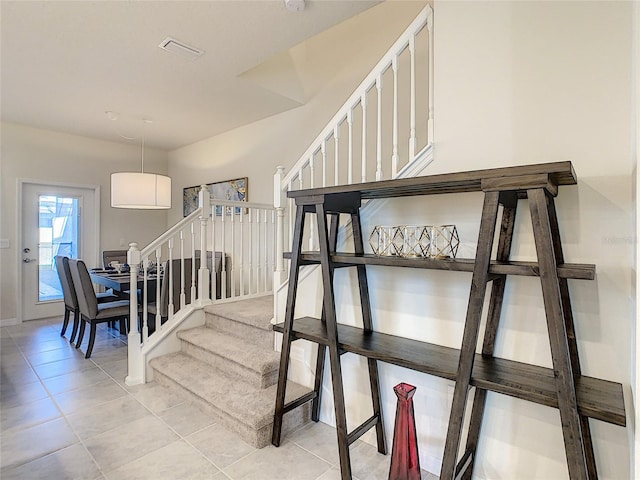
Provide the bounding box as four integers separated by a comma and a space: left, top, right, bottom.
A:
1, 0, 390, 150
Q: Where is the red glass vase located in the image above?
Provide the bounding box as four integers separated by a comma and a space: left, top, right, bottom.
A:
388, 382, 421, 480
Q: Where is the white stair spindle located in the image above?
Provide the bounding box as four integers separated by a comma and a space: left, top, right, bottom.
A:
211, 215, 224, 302
361, 93, 367, 183
376, 74, 383, 181
334, 125, 340, 186
288, 180, 294, 249
142, 256, 149, 342
308, 156, 316, 252
221, 206, 227, 299
167, 238, 174, 324
155, 247, 162, 333
239, 206, 245, 297
275, 205, 285, 287
179, 231, 186, 308
230, 204, 236, 298
190, 221, 196, 303
347, 109, 353, 184
271, 209, 276, 291
392, 55, 399, 177
427, 12, 434, 145
263, 209, 268, 292
409, 35, 416, 160
199, 202, 210, 303
249, 208, 254, 294
257, 209, 262, 293
321, 141, 327, 187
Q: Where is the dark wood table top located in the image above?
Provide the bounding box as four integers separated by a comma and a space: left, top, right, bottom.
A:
286, 161, 577, 199
90, 270, 158, 293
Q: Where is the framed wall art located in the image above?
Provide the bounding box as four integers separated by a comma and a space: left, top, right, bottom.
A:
183, 177, 248, 216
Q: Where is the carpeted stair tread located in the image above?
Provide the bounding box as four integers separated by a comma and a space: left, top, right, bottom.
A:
204, 295, 273, 331
149, 352, 309, 430
177, 326, 279, 375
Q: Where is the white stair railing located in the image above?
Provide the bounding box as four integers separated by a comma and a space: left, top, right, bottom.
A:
126, 187, 276, 385
273, 5, 433, 282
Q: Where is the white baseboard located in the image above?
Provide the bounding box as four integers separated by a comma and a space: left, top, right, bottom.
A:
0, 318, 20, 327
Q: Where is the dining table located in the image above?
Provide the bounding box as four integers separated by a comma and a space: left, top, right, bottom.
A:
89, 268, 159, 295
89, 269, 160, 334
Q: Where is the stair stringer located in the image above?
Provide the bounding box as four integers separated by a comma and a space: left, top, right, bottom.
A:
273, 143, 434, 387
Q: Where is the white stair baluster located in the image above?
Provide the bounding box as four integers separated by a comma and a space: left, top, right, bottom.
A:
361, 93, 367, 183
221, 205, 227, 300
210, 212, 217, 302
427, 12, 434, 145
347, 109, 353, 184
409, 35, 416, 160
321, 141, 327, 187
239, 205, 245, 297
154, 246, 162, 335
263, 209, 268, 292
257, 208, 262, 293
142, 256, 149, 342
179, 231, 186, 308
230, 203, 236, 298
249, 208, 254, 294
376, 74, 383, 181
334, 125, 340, 186
309, 156, 316, 252
167, 238, 174, 325
190, 221, 196, 303
288, 180, 294, 249
392, 55, 399, 177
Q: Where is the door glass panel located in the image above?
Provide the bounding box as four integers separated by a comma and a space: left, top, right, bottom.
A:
38, 195, 79, 302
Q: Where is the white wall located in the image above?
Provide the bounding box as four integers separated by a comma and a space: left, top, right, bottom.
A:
0, 123, 170, 322
288, 1, 633, 479
308, 1, 632, 478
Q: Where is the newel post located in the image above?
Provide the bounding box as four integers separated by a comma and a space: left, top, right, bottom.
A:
198, 185, 211, 303
273, 166, 286, 291
125, 242, 143, 386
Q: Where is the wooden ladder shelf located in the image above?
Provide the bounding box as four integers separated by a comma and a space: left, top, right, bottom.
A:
271, 162, 626, 480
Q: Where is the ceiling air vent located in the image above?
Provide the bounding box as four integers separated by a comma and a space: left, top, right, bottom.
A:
158, 37, 204, 60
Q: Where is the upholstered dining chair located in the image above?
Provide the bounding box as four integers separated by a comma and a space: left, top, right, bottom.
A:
102, 250, 127, 269
54, 255, 117, 344
146, 258, 199, 333
68, 259, 131, 358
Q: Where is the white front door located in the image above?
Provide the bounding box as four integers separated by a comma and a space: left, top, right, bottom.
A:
20, 182, 99, 321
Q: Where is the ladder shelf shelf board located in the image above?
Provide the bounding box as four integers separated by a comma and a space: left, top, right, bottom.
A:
283, 252, 596, 280
271, 161, 626, 480
272, 317, 625, 427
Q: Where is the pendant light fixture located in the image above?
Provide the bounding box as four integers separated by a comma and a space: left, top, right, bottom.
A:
110, 117, 171, 209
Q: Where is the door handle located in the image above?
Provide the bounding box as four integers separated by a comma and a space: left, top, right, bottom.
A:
23, 258, 36, 263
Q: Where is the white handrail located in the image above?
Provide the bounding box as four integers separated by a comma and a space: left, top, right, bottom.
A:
140, 208, 202, 257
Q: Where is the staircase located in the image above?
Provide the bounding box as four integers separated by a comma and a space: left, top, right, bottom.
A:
149, 295, 311, 448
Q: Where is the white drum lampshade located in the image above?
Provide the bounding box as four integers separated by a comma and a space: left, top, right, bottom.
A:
111, 172, 171, 209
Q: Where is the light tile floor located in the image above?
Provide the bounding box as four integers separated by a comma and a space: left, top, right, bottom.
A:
1, 317, 438, 480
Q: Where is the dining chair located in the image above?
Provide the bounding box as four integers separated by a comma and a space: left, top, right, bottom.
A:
146, 258, 199, 333
102, 250, 127, 269
68, 258, 132, 358
54, 256, 117, 344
